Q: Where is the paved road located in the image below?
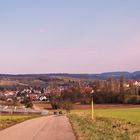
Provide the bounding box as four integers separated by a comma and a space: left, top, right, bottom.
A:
0, 115, 75, 140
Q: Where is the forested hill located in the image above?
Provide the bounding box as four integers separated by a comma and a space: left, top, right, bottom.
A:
48, 71, 140, 80
0, 71, 140, 80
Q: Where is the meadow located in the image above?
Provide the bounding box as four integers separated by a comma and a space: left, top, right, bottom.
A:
68, 108, 140, 140
72, 108, 140, 124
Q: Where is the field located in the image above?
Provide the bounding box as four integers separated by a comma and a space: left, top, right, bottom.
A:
72, 108, 140, 124
95, 108, 140, 124
0, 79, 46, 87
68, 108, 140, 140
34, 103, 140, 110
0, 114, 40, 130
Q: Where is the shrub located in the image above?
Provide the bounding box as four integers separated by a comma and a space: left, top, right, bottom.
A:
61, 101, 73, 113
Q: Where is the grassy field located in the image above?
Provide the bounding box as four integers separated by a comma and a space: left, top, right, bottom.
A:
95, 108, 140, 124
0, 115, 40, 130
72, 108, 140, 124
68, 108, 140, 140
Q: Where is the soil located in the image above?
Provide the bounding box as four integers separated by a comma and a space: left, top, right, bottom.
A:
73, 104, 140, 110
34, 102, 140, 110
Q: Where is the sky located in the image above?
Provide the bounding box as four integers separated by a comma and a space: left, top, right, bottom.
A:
0, 0, 140, 74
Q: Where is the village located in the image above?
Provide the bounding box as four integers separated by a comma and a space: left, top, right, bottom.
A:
0, 76, 140, 113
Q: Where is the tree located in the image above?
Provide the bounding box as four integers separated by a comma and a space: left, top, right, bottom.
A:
23, 94, 33, 108
119, 75, 125, 103
120, 75, 125, 94
61, 100, 73, 113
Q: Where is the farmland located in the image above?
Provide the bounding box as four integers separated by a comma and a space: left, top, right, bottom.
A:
68, 108, 140, 140
95, 108, 140, 124
72, 108, 140, 123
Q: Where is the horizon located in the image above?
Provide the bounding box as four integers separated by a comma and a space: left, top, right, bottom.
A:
0, 0, 140, 74
0, 70, 140, 75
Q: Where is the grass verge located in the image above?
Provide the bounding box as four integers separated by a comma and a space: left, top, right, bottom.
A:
68, 112, 140, 140
0, 115, 41, 130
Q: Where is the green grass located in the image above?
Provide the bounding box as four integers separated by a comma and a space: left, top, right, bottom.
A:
95, 108, 140, 124
72, 108, 140, 124
0, 115, 41, 130
69, 108, 140, 140
0, 115, 33, 120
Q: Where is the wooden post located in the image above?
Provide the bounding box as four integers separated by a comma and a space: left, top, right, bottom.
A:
92, 97, 94, 120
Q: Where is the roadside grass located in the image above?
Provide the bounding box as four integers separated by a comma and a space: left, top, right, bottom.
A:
0, 115, 41, 130
68, 108, 140, 140
0, 115, 33, 120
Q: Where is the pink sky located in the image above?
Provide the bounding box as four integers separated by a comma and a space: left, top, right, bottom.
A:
0, 0, 140, 74
0, 39, 139, 74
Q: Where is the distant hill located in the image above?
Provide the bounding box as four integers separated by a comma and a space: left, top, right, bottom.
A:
48, 71, 140, 80
0, 71, 140, 80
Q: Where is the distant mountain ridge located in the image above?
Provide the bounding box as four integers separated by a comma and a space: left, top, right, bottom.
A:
96, 71, 140, 80
50, 71, 140, 80
0, 71, 140, 80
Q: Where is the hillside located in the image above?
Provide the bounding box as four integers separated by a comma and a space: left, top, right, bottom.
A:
0, 71, 140, 81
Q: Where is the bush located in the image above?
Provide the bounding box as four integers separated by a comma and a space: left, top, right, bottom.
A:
23, 97, 33, 108
50, 95, 61, 109
61, 101, 73, 113
124, 95, 140, 104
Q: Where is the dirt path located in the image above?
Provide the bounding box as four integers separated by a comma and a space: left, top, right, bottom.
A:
0, 115, 75, 140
